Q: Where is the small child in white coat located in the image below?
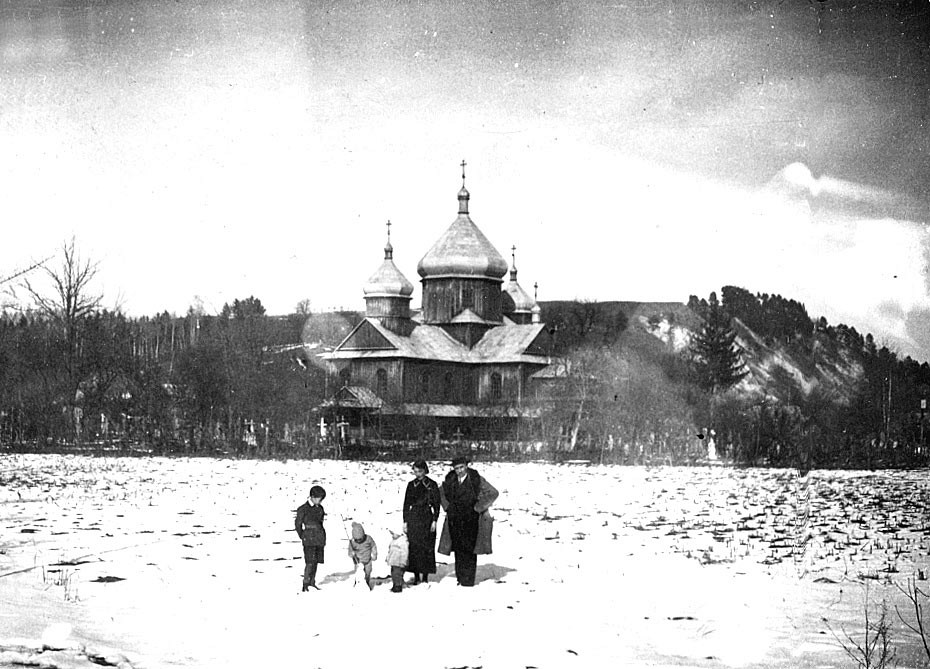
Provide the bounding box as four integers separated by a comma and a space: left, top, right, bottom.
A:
386, 528, 408, 593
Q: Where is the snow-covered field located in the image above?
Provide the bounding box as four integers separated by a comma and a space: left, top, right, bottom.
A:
1, 455, 929, 669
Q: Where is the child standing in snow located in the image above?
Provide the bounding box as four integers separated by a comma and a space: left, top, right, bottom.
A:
385, 528, 409, 593
347, 522, 377, 590
294, 485, 327, 592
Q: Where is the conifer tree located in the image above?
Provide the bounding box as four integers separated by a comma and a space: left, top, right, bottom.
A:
689, 291, 748, 394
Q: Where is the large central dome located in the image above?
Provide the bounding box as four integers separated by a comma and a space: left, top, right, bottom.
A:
416, 185, 508, 280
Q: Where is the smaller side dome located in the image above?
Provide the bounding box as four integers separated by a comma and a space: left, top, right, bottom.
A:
503, 281, 535, 313
501, 246, 536, 314
364, 221, 414, 297
364, 261, 414, 297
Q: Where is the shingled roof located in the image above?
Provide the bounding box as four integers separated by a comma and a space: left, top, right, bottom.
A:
321, 385, 384, 409
324, 317, 550, 365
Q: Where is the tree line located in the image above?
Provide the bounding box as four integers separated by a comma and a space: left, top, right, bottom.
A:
0, 240, 343, 454
2, 241, 929, 466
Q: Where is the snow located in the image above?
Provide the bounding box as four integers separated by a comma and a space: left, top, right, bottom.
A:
640, 315, 691, 353
2, 456, 929, 668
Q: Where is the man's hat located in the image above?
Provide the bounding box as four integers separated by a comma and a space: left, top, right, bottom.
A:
450, 455, 468, 467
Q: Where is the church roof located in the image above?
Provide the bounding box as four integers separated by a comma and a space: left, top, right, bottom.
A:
363, 257, 414, 297
416, 215, 508, 280
416, 179, 508, 280
322, 385, 384, 409
502, 278, 535, 313
364, 224, 414, 297
326, 317, 549, 365
380, 403, 542, 418
449, 308, 494, 324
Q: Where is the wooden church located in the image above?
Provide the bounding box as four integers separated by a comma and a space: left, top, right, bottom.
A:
320, 165, 556, 442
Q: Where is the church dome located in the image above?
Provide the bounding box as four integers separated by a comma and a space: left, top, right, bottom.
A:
364, 227, 414, 297
501, 249, 536, 315
502, 280, 535, 313
416, 176, 507, 280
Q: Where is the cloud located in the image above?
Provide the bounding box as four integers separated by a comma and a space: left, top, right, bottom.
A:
767, 162, 924, 221
877, 300, 907, 321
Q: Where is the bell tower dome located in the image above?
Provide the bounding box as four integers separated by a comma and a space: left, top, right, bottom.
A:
364, 220, 414, 333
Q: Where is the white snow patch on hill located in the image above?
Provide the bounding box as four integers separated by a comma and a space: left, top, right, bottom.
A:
639, 315, 691, 352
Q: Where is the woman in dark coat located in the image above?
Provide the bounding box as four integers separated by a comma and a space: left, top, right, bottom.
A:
402, 460, 441, 584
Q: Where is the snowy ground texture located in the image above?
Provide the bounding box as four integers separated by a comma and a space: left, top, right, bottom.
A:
1, 456, 929, 669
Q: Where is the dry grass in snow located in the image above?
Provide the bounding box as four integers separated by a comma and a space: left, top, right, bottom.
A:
1, 455, 929, 668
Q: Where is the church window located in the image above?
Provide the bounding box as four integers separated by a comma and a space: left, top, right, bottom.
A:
339, 368, 351, 387
461, 286, 474, 310
490, 372, 502, 401
443, 372, 455, 403
376, 368, 388, 397
463, 367, 477, 402
419, 372, 431, 401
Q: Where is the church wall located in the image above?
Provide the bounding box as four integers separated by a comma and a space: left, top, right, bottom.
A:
364, 295, 410, 319
333, 359, 404, 403
476, 365, 524, 404
439, 322, 491, 348
402, 361, 478, 404
421, 277, 502, 323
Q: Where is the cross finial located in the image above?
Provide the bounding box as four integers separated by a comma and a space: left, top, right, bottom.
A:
534, 281, 538, 300
383, 219, 394, 259
460, 159, 467, 186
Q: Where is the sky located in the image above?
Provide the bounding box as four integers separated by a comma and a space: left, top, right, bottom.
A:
1, 0, 929, 358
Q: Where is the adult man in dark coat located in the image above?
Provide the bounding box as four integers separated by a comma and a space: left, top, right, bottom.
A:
439, 456, 498, 587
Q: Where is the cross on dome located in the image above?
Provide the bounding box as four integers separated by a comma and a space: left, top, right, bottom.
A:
457, 159, 470, 214
384, 219, 393, 259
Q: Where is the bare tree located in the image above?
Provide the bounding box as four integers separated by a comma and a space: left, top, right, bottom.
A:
895, 575, 930, 665
295, 298, 312, 316
24, 238, 102, 336
22, 238, 103, 440
827, 584, 896, 669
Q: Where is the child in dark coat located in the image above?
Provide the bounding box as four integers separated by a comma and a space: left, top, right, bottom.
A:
347, 522, 378, 590
294, 485, 327, 591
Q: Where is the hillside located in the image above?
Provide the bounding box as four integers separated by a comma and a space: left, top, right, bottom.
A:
620, 304, 864, 405
540, 294, 929, 466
